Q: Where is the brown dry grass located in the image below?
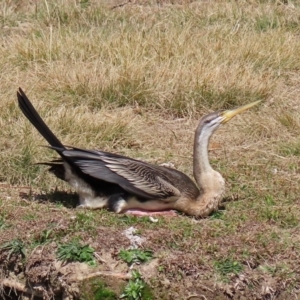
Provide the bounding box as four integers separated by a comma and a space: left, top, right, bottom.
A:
1, 0, 300, 299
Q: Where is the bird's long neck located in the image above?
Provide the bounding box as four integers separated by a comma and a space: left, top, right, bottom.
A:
193, 124, 213, 187
191, 122, 225, 217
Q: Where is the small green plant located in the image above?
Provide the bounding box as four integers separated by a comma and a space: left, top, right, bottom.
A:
0, 218, 4, 229
70, 212, 96, 233
0, 216, 10, 230
56, 239, 96, 266
264, 195, 275, 206
33, 229, 53, 246
119, 249, 153, 265
259, 207, 298, 228
255, 16, 279, 32
258, 264, 294, 279
118, 215, 152, 225
0, 239, 26, 258
120, 271, 145, 300
22, 213, 37, 221
279, 141, 300, 157
214, 259, 243, 275
81, 279, 117, 300
158, 265, 165, 272
92, 280, 117, 300
210, 210, 224, 219
80, 0, 90, 9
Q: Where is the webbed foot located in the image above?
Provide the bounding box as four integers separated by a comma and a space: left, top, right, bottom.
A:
124, 209, 177, 217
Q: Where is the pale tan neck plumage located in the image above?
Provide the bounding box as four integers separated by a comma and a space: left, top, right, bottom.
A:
190, 122, 225, 216
193, 123, 213, 184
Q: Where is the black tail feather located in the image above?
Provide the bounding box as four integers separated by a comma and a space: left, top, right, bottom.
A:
37, 162, 66, 181
17, 88, 65, 149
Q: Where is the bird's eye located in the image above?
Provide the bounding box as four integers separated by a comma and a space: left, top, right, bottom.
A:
204, 119, 211, 124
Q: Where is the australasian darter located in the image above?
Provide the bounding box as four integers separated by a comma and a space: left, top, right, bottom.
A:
17, 88, 259, 217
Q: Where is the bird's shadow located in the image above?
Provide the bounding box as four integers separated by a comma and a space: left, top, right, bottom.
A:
19, 189, 79, 209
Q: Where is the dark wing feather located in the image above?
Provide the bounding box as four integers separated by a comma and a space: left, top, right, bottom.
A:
17, 88, 189, 202
60, 147, 181, 200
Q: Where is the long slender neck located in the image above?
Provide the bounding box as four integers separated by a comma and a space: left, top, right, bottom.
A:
193, 124, 213, 187
189, 123, 225, 216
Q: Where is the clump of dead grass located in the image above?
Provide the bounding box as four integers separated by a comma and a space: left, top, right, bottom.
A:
1, 0, 299, 185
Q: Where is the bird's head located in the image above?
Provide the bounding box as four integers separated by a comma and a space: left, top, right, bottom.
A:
198, 100, 261, 136
193, 100, 261, 199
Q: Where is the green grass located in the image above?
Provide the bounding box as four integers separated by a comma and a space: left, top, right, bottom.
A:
99, 213, 165, 228
92, 282, 117, 300
120, 271, 153, 300
32, 228, 54, 247
255, 15, 279, 32
259, 264, 295, 280
0, 239, 26, 259
0, 215, 10, 230
214, 259, 243, 276
22, 213, 37, 221
5, 144, 41, 185
69, 211, 96, 233
56, 239, 96, 266
119, 249, 153, 265
279, 141, 300, 157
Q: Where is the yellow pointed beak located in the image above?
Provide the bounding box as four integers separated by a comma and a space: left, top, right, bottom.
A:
221, 100, 261, 123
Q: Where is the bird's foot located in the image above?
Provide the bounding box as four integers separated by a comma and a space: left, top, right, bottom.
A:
124, 209, 177, 217
76, 204, 87, 209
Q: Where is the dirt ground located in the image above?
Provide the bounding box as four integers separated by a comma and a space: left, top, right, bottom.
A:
1, 181, 300, 300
